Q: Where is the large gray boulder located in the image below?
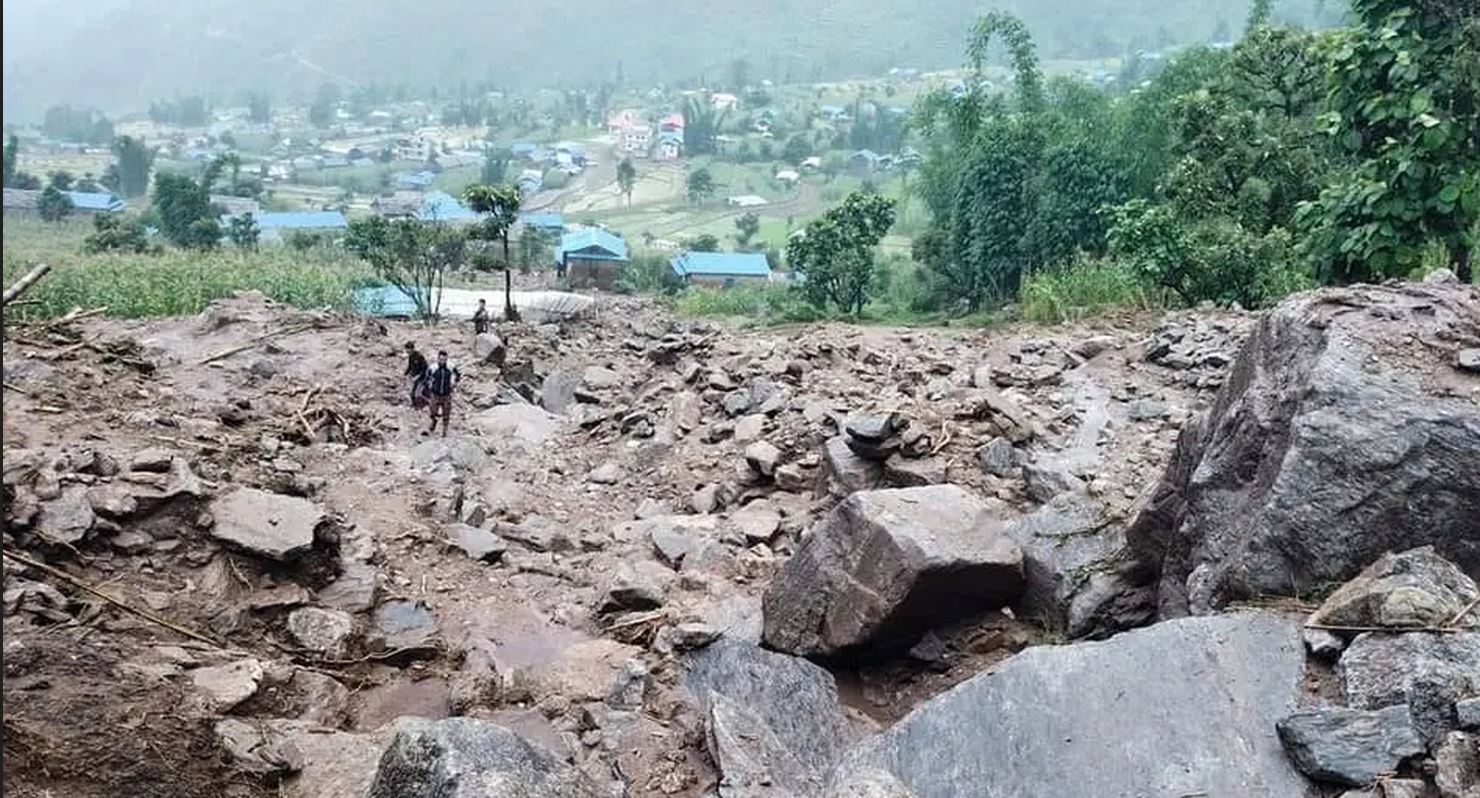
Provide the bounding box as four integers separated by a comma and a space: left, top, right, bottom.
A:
1127, 282, 1480, 616
686, 639, 856, 798
1340, 631, 1480, 745
210, 487, 325, 560
828, 614, 1311, 798
1276, 705, 1425, 787
366, 717, 603, 797
762, 485, 1024, 659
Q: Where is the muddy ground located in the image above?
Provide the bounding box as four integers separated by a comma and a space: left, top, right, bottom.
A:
1, 291, 1250, 796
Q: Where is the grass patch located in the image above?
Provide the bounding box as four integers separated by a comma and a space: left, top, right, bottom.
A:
671, 284, 823, 325
3, 217, 372, 320
1020, 257, 1162, 324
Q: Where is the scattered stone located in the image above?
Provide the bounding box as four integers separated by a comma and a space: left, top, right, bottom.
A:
129, 448, 177, 473
723, 390, 753, 417
883, 455, 947, 487
192, 658, 264, 712
845, 414, 904, 442
687, 640, 856, 797
586, 462, 622, 485
1125, 399, 1167, 422
445, 524, 507, 563
1458, 348, 1480, 374
366, 718, 604, 798
319, 562, 379, 613
829, 615, 1308, 797
36, 487, 96, 544
775, 463, 813, 493
823, 436, 883, 495
470, 403, 561, 448
1071, 335, 1119, 360
1340, 631, 1480, 745
763, 485, 1025, 658
1435, 731, 1480, 798
651, 523, 699, 568
689, 483, 722, 515
1458, 698, 1480, 731
371, 601, 440, 652
731, 503, 781, 545
601, 562, 665, 614
1276, 705, 1425, 787
744, 441, 782, 478
410, 437, 488, 472
976, 437, 1018, 478
733, 414, 767, 443
496, 517, 575, 553
581, 365, 620, 390
1126, 282, 1480, 615
1310, 546, 1479, 630
671, 622, 720, 651
209, 488, 324, 561
473, 333, 506, 365
1022, 461, 1085, 503
215, 718, 304, 777
288, 607, 357, 659
85, 484, 138, 518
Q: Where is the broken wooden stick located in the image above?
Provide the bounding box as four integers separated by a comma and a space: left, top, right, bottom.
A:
2, 382, 30, 395
36, 306, 108, 332
1, 548, 221, 647
2, 264, 51, 306
198, 323, 316, 366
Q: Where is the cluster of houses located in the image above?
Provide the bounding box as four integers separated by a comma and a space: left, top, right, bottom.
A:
607, 110, 685, 161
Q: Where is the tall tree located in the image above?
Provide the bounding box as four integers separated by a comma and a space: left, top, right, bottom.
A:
228, 213, 260, 250
108, 136, 156, 198
153, 172, 219, 249
617, 157, 637, 206
346, 217, 466, 322
787, 192, 896, 315
463, 184, 523, 321
48, 170, 75, 191
734, 212, 760, 249
687, 168, 716, 204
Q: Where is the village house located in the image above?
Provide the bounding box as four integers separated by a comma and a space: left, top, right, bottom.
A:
774, 168, 800, 185
210, 195, 262, 217
415, 191, 479, 225
658, 113, 685, 134
557, 228, 630, 290
710, 92, 739, 111
518, 212, 565, 235
393, 136, 433, 162
621, 124, 654, 157
3, 188, 125, 216
848, 149, 883, 176
607, 109, 641, 135
653, 130, 684, 161
669, 251, 772, 287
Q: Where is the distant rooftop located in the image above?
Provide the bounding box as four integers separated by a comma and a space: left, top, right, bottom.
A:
671, 251, 771, 279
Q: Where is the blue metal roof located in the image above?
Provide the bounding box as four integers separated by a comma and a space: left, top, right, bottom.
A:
671, 251, 772, 279
557, 229, 629, 262
416, 191, 479, 223
252, 211, 348, 230
656, 130, 684, 145
520, 212, 564, 230
64, 191, 124, 212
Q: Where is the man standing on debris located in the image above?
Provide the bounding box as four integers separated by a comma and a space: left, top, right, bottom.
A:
425, 350, 461, 437
473, 298, 490, 335
404, 342, 429, 409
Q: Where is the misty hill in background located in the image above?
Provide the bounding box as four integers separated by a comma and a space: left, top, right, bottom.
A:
3, 0, 1340, 119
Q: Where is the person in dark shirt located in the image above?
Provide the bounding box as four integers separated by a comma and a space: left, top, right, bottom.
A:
473, 299, 490, 335
404, 342, 429, 408
424, 350, 461, 437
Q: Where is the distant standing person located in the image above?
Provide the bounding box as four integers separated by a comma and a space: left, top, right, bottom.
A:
424, 350, 461, 437
473, 298, 490, 335
403, 342, 429, 409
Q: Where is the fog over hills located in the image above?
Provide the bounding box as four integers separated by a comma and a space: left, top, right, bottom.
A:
3, 0, 1339, 118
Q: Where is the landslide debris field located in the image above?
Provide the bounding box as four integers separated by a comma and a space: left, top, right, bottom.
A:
3, 280, 1479, 798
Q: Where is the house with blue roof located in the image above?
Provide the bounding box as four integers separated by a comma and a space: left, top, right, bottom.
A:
519, 212, 565, 233
654, 130, 684, 162
64, 191, 126, 214
670, 251, 772, 287
848, 149, 883, 176
557, 229, 629, 290
415, 191, 480, 224
394, 170, 436, 190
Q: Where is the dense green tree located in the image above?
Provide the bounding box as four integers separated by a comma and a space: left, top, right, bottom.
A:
617, 158, 637, 206
347, 217, 466, 321
481, 156, 508, 186
37, 186, 74, 222
686, 168, 716, 204
153, 172, 219, 249
107, 136, 156, 198
682, 97, 727, 156
42, 105, 113, 145
782, 135, 813, 166
75, 173, 103, 193
228, 213, 260, 250
787, 191, 896, 315
464, 184, 523, 320
1300, 0, 1479, 282
684, 234, 720, 252
48, 170, 75, 191
734, 212, 760, 249
84, 213, 153, 254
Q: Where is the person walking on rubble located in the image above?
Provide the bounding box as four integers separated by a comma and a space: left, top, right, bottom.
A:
424, 350, 461, 437
473, 298, 490, 335
404, 342, 429, 409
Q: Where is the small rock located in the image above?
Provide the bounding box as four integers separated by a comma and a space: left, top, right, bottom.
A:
130, 448, 177, 473
823, 436, 882, 495
732, 503, 781, 544
883, 455, 947, 487
215, 718, 304, 777
192, 658, 264, 712
845, 414, 904, 442
672, 622, 720, 651
1303, 627, 1347, 661
473, 333, 506, 365
85, 484, 138, 518
733, 414, 767, 443
723, 390, 752, 417
1022, 462, 1086, 503
690, 484, 722, 515
209, 488, 325, 561
1457, 698, 1480, 731
1458, 348, 1480, 374
977, 438, 1018, 478
371, 601, 440, 651
1126, 399, 1167, 422
775, 463, 813, 493
1311, 546, 1478, 630
287, 607, 356, 659
587, 463, 623, 485
36, 487, 96, 544
1071, 335, 1119, 360
744, 441, 782, 478
601, 562, 665, 614
1435, 731, 1480, 798
651, 526, 698, 568
582, 365, 621, 389
446, 523, 507, 562
1276, 705, 1426, 787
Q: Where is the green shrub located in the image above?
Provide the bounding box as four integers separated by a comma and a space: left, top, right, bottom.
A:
1020, 256, 1161, 324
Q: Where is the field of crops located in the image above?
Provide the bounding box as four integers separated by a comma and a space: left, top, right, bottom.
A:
2, 217, 373, 320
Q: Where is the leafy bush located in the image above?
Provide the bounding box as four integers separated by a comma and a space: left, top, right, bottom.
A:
1021, 256, 1160, 324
